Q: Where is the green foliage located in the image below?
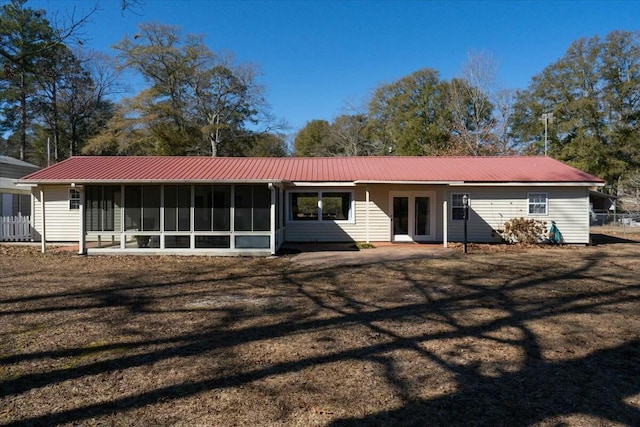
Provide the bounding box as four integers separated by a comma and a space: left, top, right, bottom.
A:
0, 0, 56, 161
497, 217, 548, 244
510, 30, 640, 187
0, 1, 110, 164
293, 119, 332, 156
367, 68, 452, 156
96, 23, 277, 157
297, 53, 513, 159
243, 132, 288, 157
293, 115, 378, 157
356, 242, 375, 249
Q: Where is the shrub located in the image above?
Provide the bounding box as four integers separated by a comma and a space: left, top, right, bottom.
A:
497, 217, 548, 244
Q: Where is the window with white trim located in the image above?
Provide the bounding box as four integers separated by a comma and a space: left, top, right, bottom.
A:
69, 189, 80, 210
528, 193, 548, 215
289, 191, 353, 222
451, 193, 469, 220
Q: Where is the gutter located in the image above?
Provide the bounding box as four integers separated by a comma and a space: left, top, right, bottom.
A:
16, 179, 290, 186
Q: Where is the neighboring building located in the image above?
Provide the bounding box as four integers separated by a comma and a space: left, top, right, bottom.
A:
17, 156, 604, 255
0, 155, 40, 217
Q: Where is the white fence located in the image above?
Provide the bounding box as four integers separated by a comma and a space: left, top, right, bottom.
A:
0, 215, 31, 241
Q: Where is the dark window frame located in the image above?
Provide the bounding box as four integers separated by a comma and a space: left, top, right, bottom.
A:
451, 193, 469, 221
288, 190, 354, 222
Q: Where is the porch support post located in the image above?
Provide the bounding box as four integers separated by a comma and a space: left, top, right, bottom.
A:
189, 184, 195, 250
365, 184, 370, 244
40, 188, 46, 253
78, 186, 86, 255
269, 183, 276, 255
443, 199, 448, 248
120, 185, 126, 249
30, 189, 35, 241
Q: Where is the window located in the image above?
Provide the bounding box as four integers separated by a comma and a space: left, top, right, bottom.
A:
451, 193, 469, 220
322, 193, 350, 220
415, 197, 430, 235
289, 191, 353, 222
69, 189, 80, 210
528, 193, 548, 215
291, 192, 319, 221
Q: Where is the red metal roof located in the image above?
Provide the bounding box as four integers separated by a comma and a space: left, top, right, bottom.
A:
18, 156, 604, 185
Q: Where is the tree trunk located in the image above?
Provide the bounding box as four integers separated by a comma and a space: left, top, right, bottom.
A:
19, 72, 27, 161
52, 81, 59, 161
209, 113, 221, 157
71, 121, 77, 157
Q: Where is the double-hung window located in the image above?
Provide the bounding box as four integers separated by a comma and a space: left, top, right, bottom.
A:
528, 193, 548, 215
69, 189, 80, 210
451, 193, 469, 220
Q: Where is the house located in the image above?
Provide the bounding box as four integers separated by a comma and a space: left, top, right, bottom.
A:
0, 155, 40, 217
17, 156, 604, 255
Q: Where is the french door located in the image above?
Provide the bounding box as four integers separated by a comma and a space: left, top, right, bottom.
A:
391, 192, 435, 242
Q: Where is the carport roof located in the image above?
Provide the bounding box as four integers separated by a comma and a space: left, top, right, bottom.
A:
18, 155, 605, 185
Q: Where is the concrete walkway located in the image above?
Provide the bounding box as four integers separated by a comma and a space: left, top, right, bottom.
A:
283, 242, 454, 268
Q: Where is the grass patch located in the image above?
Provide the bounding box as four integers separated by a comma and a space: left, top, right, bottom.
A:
355, 242, 376, 249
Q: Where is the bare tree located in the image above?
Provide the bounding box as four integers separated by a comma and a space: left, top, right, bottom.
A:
493, 88, 517, 154
447, 51, 498, 155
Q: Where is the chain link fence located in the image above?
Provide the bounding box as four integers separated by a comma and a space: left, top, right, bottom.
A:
590, 212, 640, 233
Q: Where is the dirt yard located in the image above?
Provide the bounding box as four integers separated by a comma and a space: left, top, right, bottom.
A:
1, 236, 639, 426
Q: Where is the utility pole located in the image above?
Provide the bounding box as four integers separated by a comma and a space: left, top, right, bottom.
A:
541, 112, 553, 156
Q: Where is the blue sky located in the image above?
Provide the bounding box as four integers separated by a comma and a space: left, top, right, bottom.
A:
27, 0, 640, 135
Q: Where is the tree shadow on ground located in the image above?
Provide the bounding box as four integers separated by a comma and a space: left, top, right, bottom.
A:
2, 248, 640, 426
329, 339, 640, 426
590, 233, 640, 244
278, 242, 360, 254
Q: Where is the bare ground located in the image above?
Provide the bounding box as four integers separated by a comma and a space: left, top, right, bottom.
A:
1, 236, 640, 426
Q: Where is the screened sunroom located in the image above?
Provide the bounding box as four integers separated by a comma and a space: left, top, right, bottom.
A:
82, 183, 284, 255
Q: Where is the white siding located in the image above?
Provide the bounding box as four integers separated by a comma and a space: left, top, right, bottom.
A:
446, 186, 590, 244
366, 185, 392, 241
285, 186, 373, 242
284, 184, 447, 243
284, 184, 590, 244
32, 185, 80, 242
32, 183, 591, 245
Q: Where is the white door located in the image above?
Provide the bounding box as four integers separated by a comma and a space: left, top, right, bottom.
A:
391, 192, 435, 242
